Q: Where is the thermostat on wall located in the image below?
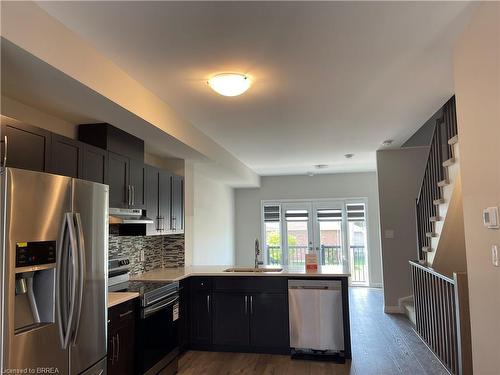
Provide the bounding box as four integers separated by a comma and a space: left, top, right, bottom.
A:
483, 207, 499, 229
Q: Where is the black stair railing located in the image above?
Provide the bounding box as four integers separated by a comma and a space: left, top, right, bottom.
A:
416, 96, 458, 260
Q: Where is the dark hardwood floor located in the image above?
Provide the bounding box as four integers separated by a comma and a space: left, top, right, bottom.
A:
178, 288, 448, 375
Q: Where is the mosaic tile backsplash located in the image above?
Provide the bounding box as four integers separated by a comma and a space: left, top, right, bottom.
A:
108, 234, 184, 275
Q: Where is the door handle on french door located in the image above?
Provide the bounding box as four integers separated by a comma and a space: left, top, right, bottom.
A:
72, 213, 86, 345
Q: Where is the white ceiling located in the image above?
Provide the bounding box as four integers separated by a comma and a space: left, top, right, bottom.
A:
37, 1, 476, 176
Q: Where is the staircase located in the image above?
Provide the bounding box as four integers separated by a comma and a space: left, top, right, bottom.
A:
415, 96, 462, 268
403, 97, 471, 375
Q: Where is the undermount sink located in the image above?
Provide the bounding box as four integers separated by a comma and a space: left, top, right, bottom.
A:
224, 267, 283, 273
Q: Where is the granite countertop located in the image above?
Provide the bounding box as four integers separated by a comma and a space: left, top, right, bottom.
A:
108, 292, 140, 308
132, 265, 350, 282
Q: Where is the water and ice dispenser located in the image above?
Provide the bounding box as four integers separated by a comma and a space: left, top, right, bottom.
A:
14, 241, 56, 333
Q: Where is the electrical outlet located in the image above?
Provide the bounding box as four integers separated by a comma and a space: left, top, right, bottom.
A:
140, 250, 145, 262
492, 245, 499, 267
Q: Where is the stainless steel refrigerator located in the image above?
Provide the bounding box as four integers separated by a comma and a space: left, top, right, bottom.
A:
0, 168, 108, 374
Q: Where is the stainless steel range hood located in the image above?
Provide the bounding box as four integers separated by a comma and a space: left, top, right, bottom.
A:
109, 208, 154, 224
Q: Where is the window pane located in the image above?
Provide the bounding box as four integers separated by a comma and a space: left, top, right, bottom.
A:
319, 220, 343, 266
287, 220, 309, 266
265, 221, 281, 265
349, 219, 368, 284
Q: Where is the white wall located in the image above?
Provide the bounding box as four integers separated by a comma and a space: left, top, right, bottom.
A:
454, 3, 500, 373
234, 173, 382, 287
376, 148, 429, 310
1, 95, 77, 137
185, 164, 235, 266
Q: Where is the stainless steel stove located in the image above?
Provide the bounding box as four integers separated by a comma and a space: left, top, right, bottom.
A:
108, 257, 180, 375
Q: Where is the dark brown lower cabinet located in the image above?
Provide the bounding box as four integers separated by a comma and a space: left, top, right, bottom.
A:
212, 293, 250, 346
107, 300, 137, 375
250, 293, 289, 349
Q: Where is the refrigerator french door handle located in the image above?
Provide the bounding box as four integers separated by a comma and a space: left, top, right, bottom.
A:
2, 135, 7, 168
71, 213, 86, 346
64, 213, 79, 349
56, 213, 78, 349
56, 213, 69, 348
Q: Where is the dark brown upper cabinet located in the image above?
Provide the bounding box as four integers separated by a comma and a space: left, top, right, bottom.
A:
171, 175, 184, 231
49, 133, 83, 178
129, 159, 146, 209
82, 143, 108, 184
159, 170, 173, 232
145, 165, 160, 234
107, 152, 145, 209
108, 152, 130, 208
1, 118, 51, 172
78, 123, 144, 161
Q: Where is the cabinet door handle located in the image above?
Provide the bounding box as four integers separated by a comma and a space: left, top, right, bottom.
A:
126, 185, 130, 206
116, 333, 120, 362
119, 310, 134, 319
250, 296, 253, 315
207, 294, 210, 314
2, 135, 7, 168
244, 296, 248, 315
172, 217, 176, 231
131, 185, 135, 206
111, 335, 116, 365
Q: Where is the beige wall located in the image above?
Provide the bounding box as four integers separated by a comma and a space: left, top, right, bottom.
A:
234, 172, 383, 287
376, 148, 429, 310
454, 3, 500, 373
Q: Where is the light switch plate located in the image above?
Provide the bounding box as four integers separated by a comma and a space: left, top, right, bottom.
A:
384, 230, 395, 239
492, 245, 499, 267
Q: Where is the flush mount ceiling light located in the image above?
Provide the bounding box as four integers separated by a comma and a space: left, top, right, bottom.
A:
208, 73, 251, 97
382, 139, 394, 146
344, 153, 354, 159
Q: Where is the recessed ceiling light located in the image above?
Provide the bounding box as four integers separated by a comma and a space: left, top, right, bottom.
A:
314, 164, 328, 169
382, 139, 394, 146
344, 153, 354, 159
208, 73, 251, 97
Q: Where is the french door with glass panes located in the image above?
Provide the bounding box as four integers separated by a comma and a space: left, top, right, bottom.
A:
262, 199, 369, 285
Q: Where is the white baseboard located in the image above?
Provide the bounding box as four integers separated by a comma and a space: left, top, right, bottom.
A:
384, 305, 404, 314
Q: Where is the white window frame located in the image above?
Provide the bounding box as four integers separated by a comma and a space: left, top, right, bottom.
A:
261, 197, 370, 285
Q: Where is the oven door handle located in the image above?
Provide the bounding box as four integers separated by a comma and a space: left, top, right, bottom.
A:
142, 295, 179, 319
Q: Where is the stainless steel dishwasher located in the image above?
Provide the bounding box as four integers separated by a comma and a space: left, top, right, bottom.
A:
288, 279, 345, 360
